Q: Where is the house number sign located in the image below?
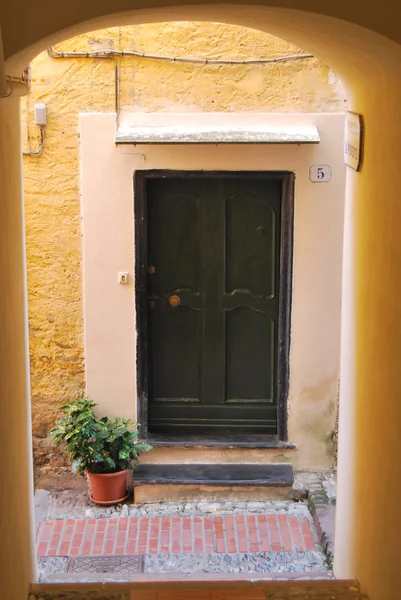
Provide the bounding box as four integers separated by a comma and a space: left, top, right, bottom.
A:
309, 165, 332, 182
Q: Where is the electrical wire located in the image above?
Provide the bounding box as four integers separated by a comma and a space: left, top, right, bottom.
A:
48, 46, 314, 66
22, 125, 45, 157
21, 42, 313, 155
47, 48, 120, 123
22, 65, 46, 157
1, 76, 28, 98
38, 44, 314, 152
47, 45, 313, 129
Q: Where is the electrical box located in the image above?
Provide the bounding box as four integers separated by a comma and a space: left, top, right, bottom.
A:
34, 103, 47, 126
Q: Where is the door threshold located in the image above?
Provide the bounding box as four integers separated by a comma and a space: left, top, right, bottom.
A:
144, 434, 296, 449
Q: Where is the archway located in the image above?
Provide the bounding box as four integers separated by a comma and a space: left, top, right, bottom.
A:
2, 5, 401, 600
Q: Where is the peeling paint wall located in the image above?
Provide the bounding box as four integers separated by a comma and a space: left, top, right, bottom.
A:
22, 22, 347, 483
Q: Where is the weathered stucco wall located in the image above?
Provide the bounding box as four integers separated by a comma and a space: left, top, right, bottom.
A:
22, 22, 346, 483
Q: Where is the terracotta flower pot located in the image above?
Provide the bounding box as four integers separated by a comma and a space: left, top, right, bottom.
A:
87, 469, 128, 505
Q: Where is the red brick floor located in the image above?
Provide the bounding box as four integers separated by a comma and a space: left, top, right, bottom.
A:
36, 514, 316, 557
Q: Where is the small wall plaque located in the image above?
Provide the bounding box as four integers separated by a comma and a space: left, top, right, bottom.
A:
344, 111, 363, 171
309, 165, 332, 182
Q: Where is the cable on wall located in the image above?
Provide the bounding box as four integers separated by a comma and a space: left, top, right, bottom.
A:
22, 124, 45, 156
48, 46, 314, 66
47, 44, 313, 127
23, 67, 46, 157
27, 43, 314, 152
47, 48, 121, 124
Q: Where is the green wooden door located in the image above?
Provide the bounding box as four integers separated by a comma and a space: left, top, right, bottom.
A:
146, 176, 283, 436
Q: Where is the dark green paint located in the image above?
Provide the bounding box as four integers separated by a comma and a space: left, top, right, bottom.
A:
146, 177, 283, 435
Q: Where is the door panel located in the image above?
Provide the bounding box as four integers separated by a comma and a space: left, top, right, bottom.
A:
148, 404, 278, 434
149, 189, 200, 296
225, 191, 277, 298
225, 308, 274, 402
151, 306, 201, 402
146, 176, 284, 436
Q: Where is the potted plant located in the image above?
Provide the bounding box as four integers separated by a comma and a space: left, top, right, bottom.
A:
51, 397, 152, 505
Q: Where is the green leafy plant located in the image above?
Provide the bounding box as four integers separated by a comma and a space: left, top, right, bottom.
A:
51, 397, 152, 474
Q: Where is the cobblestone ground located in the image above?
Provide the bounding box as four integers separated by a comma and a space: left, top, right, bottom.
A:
35, 470, 336, 582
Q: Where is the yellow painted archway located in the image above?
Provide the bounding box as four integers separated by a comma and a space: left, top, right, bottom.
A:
2, 4, 401, 600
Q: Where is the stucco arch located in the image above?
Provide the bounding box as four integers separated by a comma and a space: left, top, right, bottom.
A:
2, 4, 401, 600
5, 5, 401, 85
3, 0, 401, 60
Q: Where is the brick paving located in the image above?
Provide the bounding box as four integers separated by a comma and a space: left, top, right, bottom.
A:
36, 514, 316, 558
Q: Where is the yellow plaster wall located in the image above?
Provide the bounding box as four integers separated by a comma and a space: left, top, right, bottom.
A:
22, 22, 346, 481
119, 22, 346, 113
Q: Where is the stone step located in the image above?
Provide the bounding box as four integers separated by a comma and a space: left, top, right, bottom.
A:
132, 463, 294, 503
133, 463, 294, 486
30, 579, 369, 599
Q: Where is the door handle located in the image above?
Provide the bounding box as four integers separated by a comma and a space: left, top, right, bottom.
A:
169, 295, 181, 308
